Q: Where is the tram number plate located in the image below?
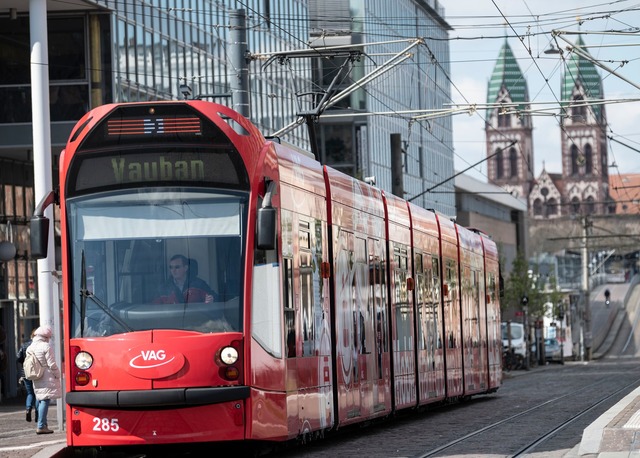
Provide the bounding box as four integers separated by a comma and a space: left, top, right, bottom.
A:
92, 417, 120, 432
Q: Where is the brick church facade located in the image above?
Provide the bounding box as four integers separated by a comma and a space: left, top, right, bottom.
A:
485, 37, 616, 218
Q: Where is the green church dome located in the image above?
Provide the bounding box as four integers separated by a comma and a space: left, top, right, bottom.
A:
561, 36, 603, 121
486, 39, 529, 119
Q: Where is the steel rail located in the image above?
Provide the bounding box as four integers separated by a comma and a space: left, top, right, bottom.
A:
514, 377, 640, 456
414, 375, 640, 458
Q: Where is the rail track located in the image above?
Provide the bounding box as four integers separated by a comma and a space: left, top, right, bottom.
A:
416, 373, 640, 457
270, 360, 640, 458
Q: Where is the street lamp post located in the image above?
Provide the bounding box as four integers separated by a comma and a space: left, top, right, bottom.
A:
522, 294, 530, 370
558, 301, 565, 362
582, 216, 592, 360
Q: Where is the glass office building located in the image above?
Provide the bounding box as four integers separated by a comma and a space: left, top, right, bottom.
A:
308, 0, 455, 215
0, 0, 311, 398
0, 0, 454, 397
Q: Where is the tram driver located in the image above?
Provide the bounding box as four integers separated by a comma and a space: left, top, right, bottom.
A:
154, 254, 217, 304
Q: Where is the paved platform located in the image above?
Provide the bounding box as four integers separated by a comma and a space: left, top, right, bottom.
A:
566, 279, 640, 457
0, 280, 638, 457
2, 377, 640, 458
0, 396, 66, 458
558, 385, 640, 458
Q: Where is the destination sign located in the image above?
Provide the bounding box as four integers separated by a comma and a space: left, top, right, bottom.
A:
67, 149, 249, 195
111, 156, 205, 182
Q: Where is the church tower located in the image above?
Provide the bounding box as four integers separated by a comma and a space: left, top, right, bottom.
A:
485, 39, 534, 199
560, 36, 614, 215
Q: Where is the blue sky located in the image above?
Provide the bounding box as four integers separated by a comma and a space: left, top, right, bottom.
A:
438, 0, 640, 181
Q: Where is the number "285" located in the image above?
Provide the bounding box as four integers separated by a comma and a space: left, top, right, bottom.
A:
92, 417, 120, 432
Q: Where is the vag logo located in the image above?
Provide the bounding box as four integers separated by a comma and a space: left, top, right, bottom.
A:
129, 349, 174, 368
141, 350, 166, 361
124, 344, 186, 379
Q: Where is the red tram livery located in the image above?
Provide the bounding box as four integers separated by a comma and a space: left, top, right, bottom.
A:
30, 101, 502, 449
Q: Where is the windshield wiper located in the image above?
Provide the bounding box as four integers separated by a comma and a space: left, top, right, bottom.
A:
79, 249, 133, 334
80, 251, 87, 336
79, 288, 134, 333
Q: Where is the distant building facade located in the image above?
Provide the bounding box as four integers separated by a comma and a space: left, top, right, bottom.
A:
454, 173, 528, 275
485, 37, 615, 219
0, 0, 314, 399
485, 39, 534, 201
308, 0, 456, 215
1, 0, 456, 398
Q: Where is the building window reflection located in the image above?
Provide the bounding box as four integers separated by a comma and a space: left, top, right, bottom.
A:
0, 163, 37, 303
0, 15, 91, 124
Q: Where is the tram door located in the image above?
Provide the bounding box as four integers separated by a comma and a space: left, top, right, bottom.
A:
415, 251, 445, 403
368, 237, 389, 413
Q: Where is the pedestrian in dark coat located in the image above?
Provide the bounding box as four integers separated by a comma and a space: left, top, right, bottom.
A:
17, 329, 37, 422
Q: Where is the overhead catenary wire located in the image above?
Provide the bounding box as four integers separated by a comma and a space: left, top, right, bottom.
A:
488, 0, 640, 195
442, 1, 640, 177
18, 0, 640, 189
8, 1, 637, 185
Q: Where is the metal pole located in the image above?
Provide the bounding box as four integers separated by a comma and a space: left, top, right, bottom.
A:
390, 133, 404, 198
523, 304, 530, 370
582, 217, 592, 360
30, 0, 63, 429
560, 302, 565, 362
30, 0, 54, 337
230, 9, 250, 118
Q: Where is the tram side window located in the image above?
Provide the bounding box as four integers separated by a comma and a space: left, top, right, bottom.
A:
462, 266, 472, 347
415, 252, 426, 351
284, 257, 295, 358
423, 257, 434, 353
472, 270, 481, 347
354, 237, 368, 355
445, 258, 458, 349
462, 266, 479, 349
369, 237, 387, 379
488, 272, 499, 342
488, 273, 496, 308
394, 245, 411, 351
300, 255, 314, 356
432, 255, 442, 349
300, 222, 316, 357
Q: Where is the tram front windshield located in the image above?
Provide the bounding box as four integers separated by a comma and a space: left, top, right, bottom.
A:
67, 189, 246, 337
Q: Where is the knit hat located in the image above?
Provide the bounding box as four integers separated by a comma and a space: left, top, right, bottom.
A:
34, 325, 53, 338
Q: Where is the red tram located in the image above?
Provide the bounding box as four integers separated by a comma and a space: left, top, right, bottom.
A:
30, 101, 502, 449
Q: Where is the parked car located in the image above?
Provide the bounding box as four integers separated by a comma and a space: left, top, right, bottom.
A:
544, 338, 563, 364
502, 322, 526, 358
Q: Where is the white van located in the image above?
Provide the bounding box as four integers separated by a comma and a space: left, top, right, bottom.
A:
502, 321, 526, 357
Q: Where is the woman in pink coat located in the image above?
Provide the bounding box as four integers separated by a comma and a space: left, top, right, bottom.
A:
27, 325, 61, 434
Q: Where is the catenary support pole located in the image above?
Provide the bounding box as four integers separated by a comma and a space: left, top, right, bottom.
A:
582, 216, 592, 361
30, 0, 55, 351
30, 0, 63, 430
230, 9, 250, 119
391, 133, 404, 198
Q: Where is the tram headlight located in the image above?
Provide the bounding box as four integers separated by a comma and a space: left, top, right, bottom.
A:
74, 351, 93, 370
219, 346, 239, 365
